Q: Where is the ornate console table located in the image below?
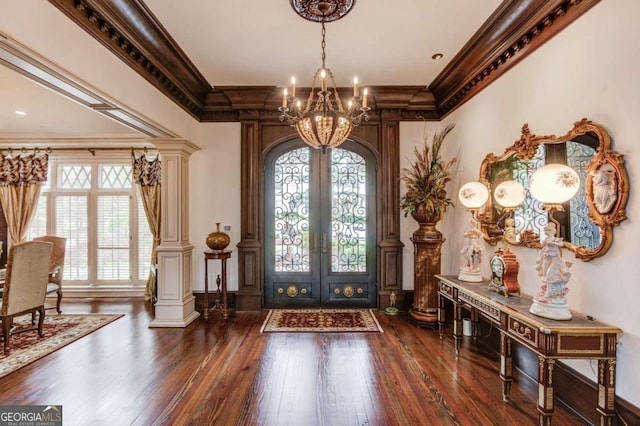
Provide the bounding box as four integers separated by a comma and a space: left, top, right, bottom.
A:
436, 275, 621, 426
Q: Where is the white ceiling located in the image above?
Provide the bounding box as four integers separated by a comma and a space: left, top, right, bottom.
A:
0, 0, 502, 139
0, 66, 136, 140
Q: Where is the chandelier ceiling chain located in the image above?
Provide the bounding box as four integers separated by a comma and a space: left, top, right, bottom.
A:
321, 21, 326, 69
280, 1, 370, 152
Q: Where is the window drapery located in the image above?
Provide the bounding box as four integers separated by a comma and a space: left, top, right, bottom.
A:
0, 153, 48, 244
132, 153, 161, 302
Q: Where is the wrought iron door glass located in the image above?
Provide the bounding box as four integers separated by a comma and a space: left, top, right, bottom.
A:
274, 147, 310, 272
567, 141, 598, 247
330, 148, 367, 272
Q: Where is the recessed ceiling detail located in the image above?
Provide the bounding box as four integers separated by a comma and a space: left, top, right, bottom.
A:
289, 0, 356, 23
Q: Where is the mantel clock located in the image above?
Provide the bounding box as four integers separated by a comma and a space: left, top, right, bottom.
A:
489, 247, 520, 297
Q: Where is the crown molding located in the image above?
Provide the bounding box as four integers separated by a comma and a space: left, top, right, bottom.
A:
48, 0, 213, 119
430, 0, 601, 117
47, 0, 600, 122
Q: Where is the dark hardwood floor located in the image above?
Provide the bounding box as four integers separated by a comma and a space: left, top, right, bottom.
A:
0, 299, 590, 425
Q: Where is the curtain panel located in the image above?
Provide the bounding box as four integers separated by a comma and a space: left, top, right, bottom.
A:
0, 153, 48, 244
132, 153, 161, 302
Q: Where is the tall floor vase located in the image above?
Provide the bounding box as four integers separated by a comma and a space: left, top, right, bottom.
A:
409, 221, 444, 327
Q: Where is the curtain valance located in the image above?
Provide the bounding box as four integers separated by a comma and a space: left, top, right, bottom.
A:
0, 153, 48, 186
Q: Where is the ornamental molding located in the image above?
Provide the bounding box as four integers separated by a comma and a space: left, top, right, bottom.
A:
46, 0, 600, 124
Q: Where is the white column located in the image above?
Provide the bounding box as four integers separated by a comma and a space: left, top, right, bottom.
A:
149, 138, 201, 327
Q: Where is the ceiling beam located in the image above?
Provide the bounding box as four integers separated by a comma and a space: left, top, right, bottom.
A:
0, 32, 175, 138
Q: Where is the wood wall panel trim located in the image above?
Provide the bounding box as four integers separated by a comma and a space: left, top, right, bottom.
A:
237, 121, 263, 307
377, 120, 404, 303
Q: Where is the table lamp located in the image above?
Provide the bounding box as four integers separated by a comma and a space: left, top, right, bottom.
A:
493, 180, 526, 243
489, 180, 526, 296
528, 164, 580, 320
457, 181, 489, 282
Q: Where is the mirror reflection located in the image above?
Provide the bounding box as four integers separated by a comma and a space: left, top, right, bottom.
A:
478, 119, 629, 261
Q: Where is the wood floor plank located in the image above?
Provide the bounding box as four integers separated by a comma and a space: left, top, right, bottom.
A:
0, 299, 589, 425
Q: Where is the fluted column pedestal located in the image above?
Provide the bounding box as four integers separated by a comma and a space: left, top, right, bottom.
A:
409, 222, 444, 328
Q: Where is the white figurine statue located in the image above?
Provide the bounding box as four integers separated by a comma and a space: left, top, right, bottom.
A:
458, 220, 484, 282
503, 217, 520, 244
529, 222, 573, 320
592, 169, 617, 214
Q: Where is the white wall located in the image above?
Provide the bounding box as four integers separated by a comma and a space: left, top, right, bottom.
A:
399, 0, 640, 406
189, 123, 242, 291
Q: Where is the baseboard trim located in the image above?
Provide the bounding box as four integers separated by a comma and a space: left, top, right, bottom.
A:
60, 287, 145, 298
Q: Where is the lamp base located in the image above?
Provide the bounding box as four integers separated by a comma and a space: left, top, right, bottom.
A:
529, 300, 572, 320
458, 268, 483, 282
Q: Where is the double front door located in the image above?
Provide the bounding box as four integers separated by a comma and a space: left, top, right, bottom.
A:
264, 140, 377, 308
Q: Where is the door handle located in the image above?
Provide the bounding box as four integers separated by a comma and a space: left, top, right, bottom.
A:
321, 233, 328, 254
312, 232, 318, 253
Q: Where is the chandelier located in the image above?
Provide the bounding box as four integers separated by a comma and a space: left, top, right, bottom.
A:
280, 2, 370, 152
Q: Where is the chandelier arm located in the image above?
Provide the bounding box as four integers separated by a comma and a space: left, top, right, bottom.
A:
279, 5, 370, 151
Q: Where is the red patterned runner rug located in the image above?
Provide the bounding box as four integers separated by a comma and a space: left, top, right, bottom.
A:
260, 309, 383, 333
0, 314, 123, 379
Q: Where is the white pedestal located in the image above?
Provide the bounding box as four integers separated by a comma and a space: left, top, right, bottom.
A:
529, 300, 572, 320
458, 268, 483, 282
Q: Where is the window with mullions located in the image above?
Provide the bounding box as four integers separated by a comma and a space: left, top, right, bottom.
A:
25, 159, 152, 288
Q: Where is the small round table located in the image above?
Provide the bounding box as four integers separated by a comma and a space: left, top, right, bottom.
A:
203, 250, 232, 320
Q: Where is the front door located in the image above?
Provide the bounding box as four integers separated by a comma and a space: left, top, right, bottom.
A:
264, 140, 377, 308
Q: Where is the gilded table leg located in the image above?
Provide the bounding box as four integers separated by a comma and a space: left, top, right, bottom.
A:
499, 332, 513, 402
453, 300, 462, 356
470, 308, 479, 341
437, 292, 446, 339
597, 359, 617, 425
537, 357, 555, 426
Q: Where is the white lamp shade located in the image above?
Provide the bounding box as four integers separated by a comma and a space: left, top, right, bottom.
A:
493, 180, 526, 209
529, 164, 580, 204
458, 181, 489, 209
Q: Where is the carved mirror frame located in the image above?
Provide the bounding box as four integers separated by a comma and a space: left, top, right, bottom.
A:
478, 118, 629, 261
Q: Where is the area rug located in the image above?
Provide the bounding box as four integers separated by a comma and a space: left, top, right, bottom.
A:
260, 309, 383, 333
0, 314, 123, 379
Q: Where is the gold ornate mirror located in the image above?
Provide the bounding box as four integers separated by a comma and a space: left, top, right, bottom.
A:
478, 118, 629, 261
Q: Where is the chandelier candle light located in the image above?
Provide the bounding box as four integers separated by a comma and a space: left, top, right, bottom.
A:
280, 2, 370, 152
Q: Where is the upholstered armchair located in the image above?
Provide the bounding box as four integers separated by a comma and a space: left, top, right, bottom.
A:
34, 236, 66, 314
0, 240, 53, 354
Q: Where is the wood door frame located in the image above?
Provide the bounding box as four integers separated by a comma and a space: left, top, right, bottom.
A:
236, 116, 405, 311
262, 139, 378, 309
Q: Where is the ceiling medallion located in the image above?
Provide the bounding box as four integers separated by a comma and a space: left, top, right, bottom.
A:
290, 0, 356, 23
